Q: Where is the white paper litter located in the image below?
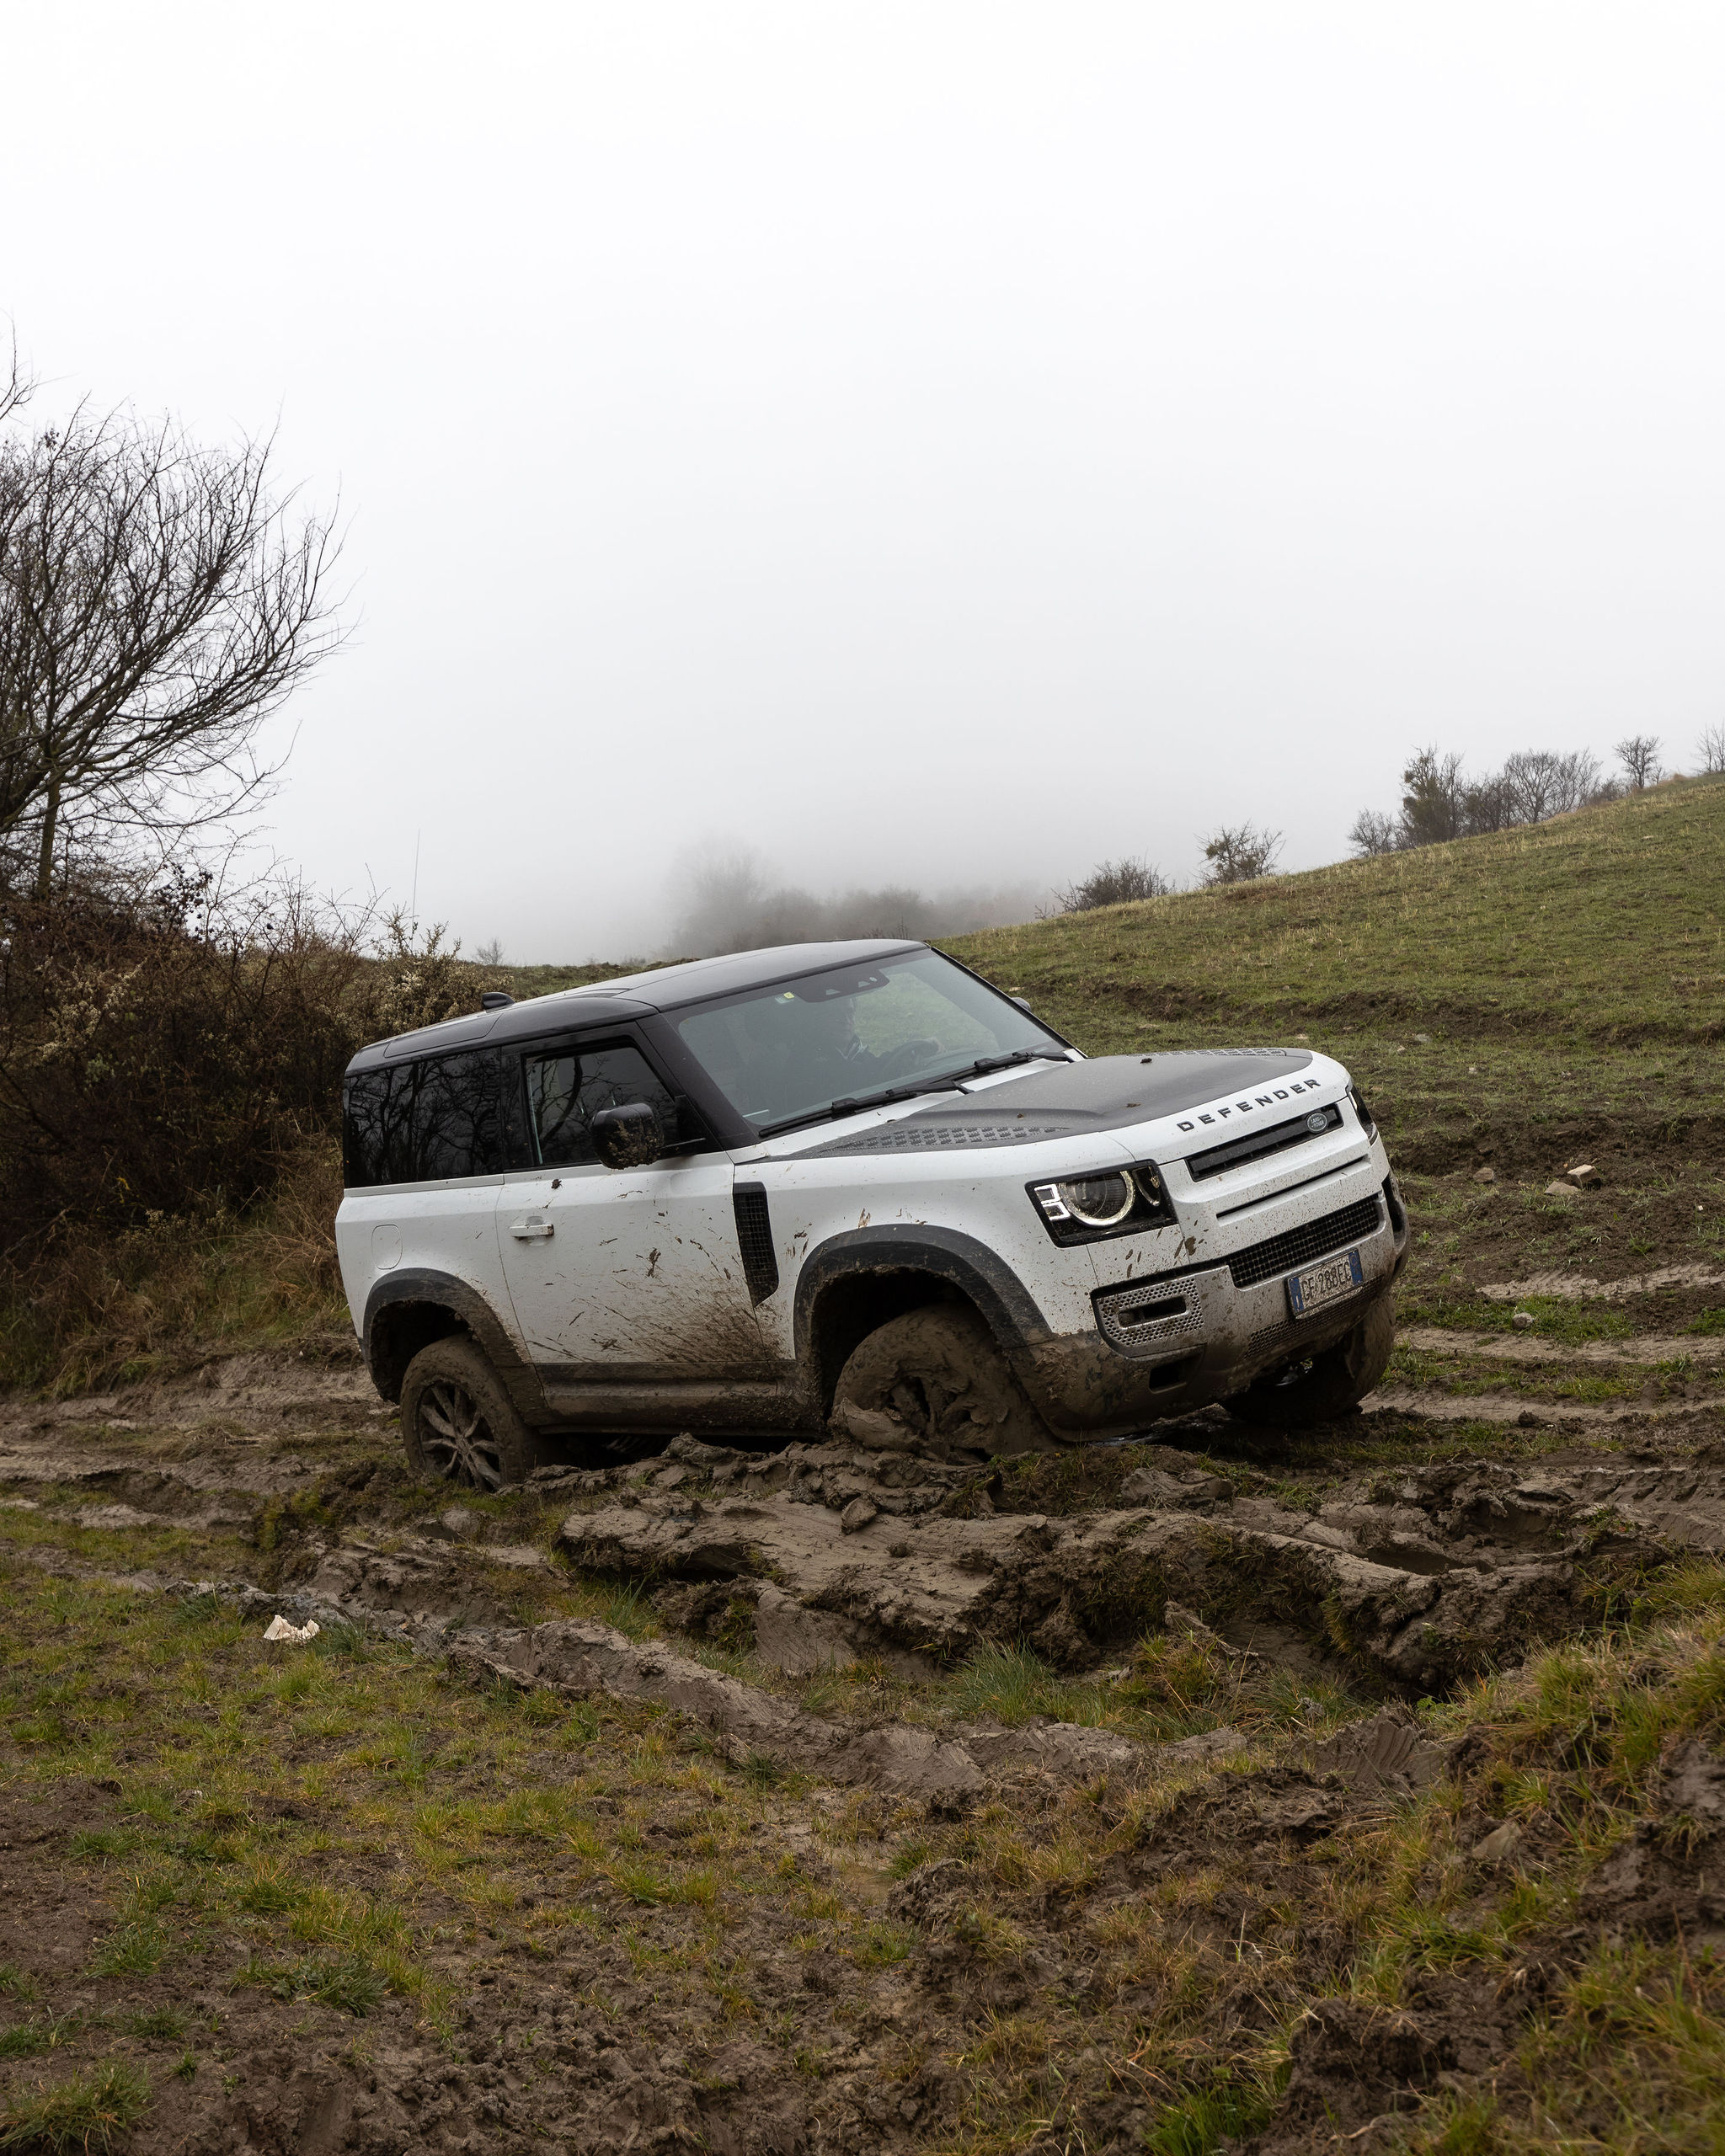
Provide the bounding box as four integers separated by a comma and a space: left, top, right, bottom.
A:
263, 1614, 320, 1644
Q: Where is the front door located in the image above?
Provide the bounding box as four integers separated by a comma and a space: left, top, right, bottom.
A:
495, 1036, 773, 1385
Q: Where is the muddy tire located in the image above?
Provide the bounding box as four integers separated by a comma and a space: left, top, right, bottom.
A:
399, 1335, 537, 1491
828, 1304, 1060, 1461
1223, 1293, 1396, 1430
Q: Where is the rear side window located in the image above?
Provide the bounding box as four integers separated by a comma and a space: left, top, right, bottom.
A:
522, 1043, 681, 1168
343, 1050, 508, 1187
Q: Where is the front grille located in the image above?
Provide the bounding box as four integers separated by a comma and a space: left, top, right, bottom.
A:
1226, 1195, 1384, 1290
733, 1184, 779, 1304
1185, 1102, 1343, 1182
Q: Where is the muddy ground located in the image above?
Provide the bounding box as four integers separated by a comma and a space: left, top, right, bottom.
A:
3, 1155, 1725, 2153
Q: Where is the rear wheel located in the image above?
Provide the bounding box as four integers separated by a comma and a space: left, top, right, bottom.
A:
399, 1336, 537, 1491
1223, 1294, 1395, 1429
829, 1304, 1060, 1461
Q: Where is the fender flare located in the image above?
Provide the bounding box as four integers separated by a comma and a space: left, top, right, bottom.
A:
362, 1268, 549, 1422
793, 1224, 1052, 1366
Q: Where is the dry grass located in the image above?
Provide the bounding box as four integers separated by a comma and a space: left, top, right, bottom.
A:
0, 1141, 348, 1394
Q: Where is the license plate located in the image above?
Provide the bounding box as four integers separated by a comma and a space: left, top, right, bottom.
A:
1286, 1246, 1364, 1317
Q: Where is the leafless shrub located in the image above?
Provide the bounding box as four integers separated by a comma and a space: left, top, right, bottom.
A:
1346, 809, 1398, 859
1614, 734, 1664, 791
1698, 723, 1725, 776
1047, 857, 1173, 914
1200, 823, 1282, 887
1499, 748, 1605, 822
0, 862, 505, 1262
0, 1138, 347, 1394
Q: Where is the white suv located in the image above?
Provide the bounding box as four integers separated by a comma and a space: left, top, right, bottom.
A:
336, 941, 1407, 1489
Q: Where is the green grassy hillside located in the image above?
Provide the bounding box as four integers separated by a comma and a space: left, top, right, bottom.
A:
948, 776, 1725, 1204
948, 773, 1725, 1047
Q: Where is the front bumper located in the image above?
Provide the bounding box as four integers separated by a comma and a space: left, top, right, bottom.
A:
1010, 1175, 1409, 1438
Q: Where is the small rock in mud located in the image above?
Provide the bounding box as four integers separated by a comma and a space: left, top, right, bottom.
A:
1471, 1819, 1523, 1865
1161, 1598, 1251, 1659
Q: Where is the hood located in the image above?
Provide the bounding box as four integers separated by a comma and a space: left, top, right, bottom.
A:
789, 1049, 1317, 1157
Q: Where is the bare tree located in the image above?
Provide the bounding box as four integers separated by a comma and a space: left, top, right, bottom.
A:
472, 937, 506, 966
1200, 821, 1282, 887
1346, 808, 1398, 858
1698, 723, 1725, 776
0, 332, 30, 435
1049, 856, 1173, 913
0, 382, 343, 897
1397, 747, 1467, 846
1501, 748, 1604, 824
1614, 734, 1664, 791
1457, 767, 1519, 834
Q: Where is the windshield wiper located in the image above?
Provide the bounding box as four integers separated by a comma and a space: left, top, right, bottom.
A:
959, 1050, 1043, 1081
756, 1077, 964, 1137
756, 1050, 1050, 1139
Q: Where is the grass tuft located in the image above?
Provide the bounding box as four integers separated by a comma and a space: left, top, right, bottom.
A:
0, 2061, 151, 2153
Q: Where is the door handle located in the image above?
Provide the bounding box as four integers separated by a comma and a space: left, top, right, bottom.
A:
510, 1219, 554, 1241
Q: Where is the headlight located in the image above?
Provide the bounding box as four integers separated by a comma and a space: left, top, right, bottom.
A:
1029, 1164, 1176, 1244
1348, 1085, 1377, 1139
1056, 1173, 1135, 1227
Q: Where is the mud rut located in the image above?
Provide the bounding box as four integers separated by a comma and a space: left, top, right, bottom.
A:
3, 1272, 1725, 2153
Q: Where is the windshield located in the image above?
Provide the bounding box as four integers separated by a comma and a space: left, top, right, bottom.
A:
675, 951, 1066, 1136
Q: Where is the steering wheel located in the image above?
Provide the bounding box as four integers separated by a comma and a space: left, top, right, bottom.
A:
868, 1037, 942, 1081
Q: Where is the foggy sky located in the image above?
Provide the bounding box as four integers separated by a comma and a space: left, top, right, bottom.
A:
5, 4, 1723, 958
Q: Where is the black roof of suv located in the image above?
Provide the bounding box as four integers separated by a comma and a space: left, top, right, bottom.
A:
347, 939, 927, 1073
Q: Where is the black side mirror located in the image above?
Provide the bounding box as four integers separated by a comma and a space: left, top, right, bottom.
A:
591, 1102, 665, 1169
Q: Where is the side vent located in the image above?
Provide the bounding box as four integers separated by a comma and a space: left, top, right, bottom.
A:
734, 1183, 779, 1305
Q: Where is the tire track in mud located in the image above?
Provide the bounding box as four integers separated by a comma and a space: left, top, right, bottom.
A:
1401, 1324, 1725, 1366
6, 1345, 1725, 2153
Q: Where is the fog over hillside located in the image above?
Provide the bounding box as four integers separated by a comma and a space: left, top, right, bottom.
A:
8, 5, 1725, 959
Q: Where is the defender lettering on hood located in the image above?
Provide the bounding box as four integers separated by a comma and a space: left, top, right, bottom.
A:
1174, 1075, 1327, 1132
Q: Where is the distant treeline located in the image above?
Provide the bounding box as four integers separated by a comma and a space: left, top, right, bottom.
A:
667, 854, 1052, 959
1347, 730, 1721, 857
617, 731, 1725, 957
663, 820, 1294, 951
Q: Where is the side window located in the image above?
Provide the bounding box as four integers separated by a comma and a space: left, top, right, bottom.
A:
522, 1042, 681, 1168
343, 1069, 396, 1187
399, 1051, 507, 1180
341, 1052, 506, 1186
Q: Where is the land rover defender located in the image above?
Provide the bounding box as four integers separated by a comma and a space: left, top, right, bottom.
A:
335, 941, 1407, 1487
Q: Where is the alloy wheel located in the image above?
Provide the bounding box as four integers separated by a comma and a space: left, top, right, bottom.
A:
417, 1377, 507, 1491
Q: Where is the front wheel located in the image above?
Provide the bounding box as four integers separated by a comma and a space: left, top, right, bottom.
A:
828, 1304, 1060, 1460
399, 1336, 537, 1491
1223, 1294, 1396, 1429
